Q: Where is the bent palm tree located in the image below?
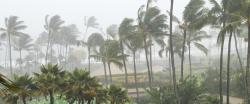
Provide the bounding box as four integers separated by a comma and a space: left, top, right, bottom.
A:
13, 35, 33, 70
0, 16, 27, 75
44, 15, 64, 64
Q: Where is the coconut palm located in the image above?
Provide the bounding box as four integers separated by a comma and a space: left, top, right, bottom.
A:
186, 30, 209, 76
91, 40, 124, 83
208, 0, 230, 103
0, 16, 27, 75
84, 16, 99, 36
118, 19, 135, 89
169, 0, 178, 100
58, 24, 79, 66
224, 0, 250, 102
33, 64, 65, 104
44, 15, 64, 64
137, 6, 167, 88
169, 0, 208, 81
13, 35, 33, 70
125, 27, 143, 103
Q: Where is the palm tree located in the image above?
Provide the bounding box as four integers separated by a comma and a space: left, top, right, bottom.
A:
125, 26, 143, 103
92, 40, 124, 83
137, 6, 167, 88
107, 85, 130, 104
13, 74, 35, 104
33, 64, 65, 104
169, 0, 208, 81
226, 0, 250, 102
0, 16, 27, 75
118, 19, 134, 89
208, 0, 229, 103
58, 24, 79, 66
186, 30, 209, 76
13, 35, 33, 70
44, 15, 64, 64
169, 0, 178, 101
84, 16, 99, 35
64, 69, 101, 104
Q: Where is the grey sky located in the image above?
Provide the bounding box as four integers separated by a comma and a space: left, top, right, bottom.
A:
0, 0, 189, 38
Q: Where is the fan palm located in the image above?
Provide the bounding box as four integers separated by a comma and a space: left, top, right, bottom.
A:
13, 74, 36, 104
63, 69, 101, 104
107, 85, 130, 104
13, 35, 33, 70
0, 16, 27, 75
44, 15, 64, 64
33, 64, 65, 104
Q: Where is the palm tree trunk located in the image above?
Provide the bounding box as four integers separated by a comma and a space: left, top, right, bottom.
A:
180, 29, 187, 81
45, 31, 51, 64
108, 62, 112, 83
49, 90, 54, 104
168, 51, 173, 87
22, 96, 26, 104
5, 45, 7, 69
245, 20, 250, 104
219, 23, 226, 104
88, 46, 91, 73
143, 35, 152, 88
133, 51, 139, 103
169, 0, 178, 103
7, 33, 13, 75
119, 40, 128, 89
19, 49, 22, 70
102, 59, 108, 85
188, 42, 192, 76
233, 33, 243, 70
149, 43, 154, 82
226, 30, 233, 104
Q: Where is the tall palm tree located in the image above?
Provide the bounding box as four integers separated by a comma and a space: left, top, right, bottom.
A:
169, 0, 208, 81
59, 24, 79, 67
118, 19, 135, 89
87, 33, 104, 73
84, 16, 99, 35
137, 6, 167, 88
186, 30, 209, 76
0, 16, 27, 75
44, 15, 64, 64
208, 0, 229, 103
13, 35, 33, 70
91, 40, 124, 83
169, 0, 178, 101
125, 28, 143, 103
226, 0, 250, 102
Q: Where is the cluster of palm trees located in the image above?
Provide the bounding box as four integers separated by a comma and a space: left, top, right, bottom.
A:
1, 64, 130, 104
0, 0, 250, 104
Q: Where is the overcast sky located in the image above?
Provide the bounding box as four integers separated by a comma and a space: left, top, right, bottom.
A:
0, 0, 189, 38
